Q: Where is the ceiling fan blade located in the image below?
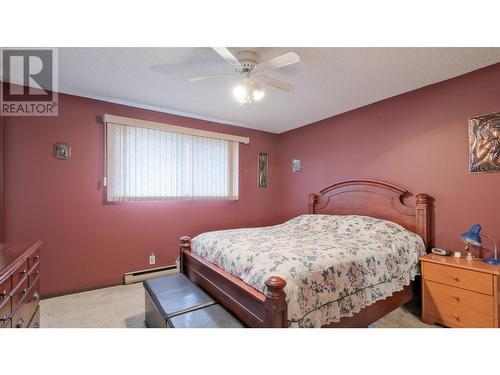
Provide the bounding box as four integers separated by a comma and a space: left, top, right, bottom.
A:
212, 47, 241, 66
189, 73, 234, 82
255, 52, 300, 72
259, 75, 294, 91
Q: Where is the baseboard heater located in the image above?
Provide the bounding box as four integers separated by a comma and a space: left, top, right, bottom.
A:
124, 264, 178, 285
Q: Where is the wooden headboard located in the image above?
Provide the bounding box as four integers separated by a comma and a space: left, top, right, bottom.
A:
308, 180, 432, 250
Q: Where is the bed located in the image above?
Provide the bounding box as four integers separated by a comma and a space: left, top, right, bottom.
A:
179, 180, 432, 327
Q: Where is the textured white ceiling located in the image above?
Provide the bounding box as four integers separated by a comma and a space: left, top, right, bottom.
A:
20, 48, 500, 133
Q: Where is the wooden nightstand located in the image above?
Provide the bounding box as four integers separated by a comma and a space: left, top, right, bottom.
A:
420, 254, 500, 328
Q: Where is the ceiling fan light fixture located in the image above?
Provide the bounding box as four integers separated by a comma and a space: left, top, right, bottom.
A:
233, 78, 265, 104
186, 48, 299, 104
252, 83, 265, 101
232, 83, 249, 104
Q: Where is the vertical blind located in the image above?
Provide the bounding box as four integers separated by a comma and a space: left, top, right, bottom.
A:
105, 120, 241, 201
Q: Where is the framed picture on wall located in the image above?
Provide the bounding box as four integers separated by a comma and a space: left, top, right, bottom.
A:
292, 156, 303, 173
258, 152, 268, 188
468, 111, 500, 173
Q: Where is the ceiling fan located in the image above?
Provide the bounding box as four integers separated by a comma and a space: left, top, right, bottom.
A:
189, 48, 300, 104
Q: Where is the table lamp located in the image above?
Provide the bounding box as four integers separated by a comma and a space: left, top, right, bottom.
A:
460, 224, 500, 265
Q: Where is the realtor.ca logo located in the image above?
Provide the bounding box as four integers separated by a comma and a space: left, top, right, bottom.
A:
1, 48, 58, 116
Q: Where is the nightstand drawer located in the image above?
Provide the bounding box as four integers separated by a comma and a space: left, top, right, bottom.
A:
423, 280, 493, 317
425, 295, 493, 328
422, 262, 493, 295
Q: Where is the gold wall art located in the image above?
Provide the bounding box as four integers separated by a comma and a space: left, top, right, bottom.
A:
469, 112, 500, 173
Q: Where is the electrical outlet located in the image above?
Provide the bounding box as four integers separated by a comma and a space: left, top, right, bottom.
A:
149, 252, 156, 265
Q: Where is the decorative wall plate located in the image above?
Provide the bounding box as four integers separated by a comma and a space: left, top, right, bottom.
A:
53, 142, 71, 160
292, 156, 303, 173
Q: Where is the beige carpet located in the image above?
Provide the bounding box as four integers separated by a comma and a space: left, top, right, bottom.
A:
40, 283, 434, 328
41, 283, 146, 328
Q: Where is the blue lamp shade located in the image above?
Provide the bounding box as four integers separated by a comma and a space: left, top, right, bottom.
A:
460, 224, 482, 246
460, 224, 500, 265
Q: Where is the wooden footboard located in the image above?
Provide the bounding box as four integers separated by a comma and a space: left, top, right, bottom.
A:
180, 236, 288, 328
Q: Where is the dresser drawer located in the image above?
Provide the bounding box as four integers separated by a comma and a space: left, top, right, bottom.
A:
0, 277, 11, 303
422, 262, 493, 295
28, 249, 40, 269
11, 278, 28, 308
11, 260, 29, 286
1, 318, 11, 328
0, 299, 10, 326
28, 263, 40, 287
28, 305, 40, 328
424, 280, 493, 317
11, 279, 40, 328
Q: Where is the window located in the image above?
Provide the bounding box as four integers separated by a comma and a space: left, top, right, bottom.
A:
104, 115, 249, 201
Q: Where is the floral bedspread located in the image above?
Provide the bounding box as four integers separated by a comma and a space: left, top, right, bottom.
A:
191, 215, 426, 327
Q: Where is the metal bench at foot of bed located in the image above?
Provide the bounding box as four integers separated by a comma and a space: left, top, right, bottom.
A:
143, 273, 244, 328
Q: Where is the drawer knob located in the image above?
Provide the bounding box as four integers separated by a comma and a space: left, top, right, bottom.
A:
0, 290, 6, 298
21, 288, 28, 294
452, 296, 461, 302
35, 255, 40, 261
33, 291, 40, 302
0, 314, 8, 322
453, 314, 461, 321
16, 317, 24, 328
451, 276, 460, 282
20, 269, 27, 276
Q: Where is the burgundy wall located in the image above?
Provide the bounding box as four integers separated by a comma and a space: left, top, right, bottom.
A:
278, 63, 500, 258
4, 63, 500, 296
3, 92, 283, 296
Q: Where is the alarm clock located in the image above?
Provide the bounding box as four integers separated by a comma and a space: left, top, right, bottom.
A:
431, 248, 451, 256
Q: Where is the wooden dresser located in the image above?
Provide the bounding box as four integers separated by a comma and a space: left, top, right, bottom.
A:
0, 241, 42, 328
421, 254, 499, 328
